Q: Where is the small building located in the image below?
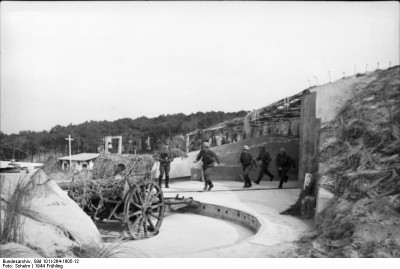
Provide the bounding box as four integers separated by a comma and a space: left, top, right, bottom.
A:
58, 153, 99, 171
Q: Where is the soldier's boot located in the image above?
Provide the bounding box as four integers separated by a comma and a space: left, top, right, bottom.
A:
270, 175, 274, 182
207, 182, 214, 191
203, 181, 208, 191
246, 176, 252, 188
165, 177, 169, 188
278, 177, 284, 189
243, 178, 248, 188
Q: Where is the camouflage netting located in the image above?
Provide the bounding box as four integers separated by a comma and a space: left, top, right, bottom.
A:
92, 153, 155, 181
68, 153, 155, 218
294, 67, 400, 258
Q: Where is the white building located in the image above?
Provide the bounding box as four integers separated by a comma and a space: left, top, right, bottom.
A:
58, 153, 99, 171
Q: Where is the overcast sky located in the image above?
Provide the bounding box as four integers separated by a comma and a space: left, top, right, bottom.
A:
1, 1, 399, 134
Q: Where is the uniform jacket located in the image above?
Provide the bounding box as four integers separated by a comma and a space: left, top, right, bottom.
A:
257, 150, 272, 166
239, 151, 256, 167
275, 153, 295, 168
159, 152, 172, 166
196, 149, 220, 169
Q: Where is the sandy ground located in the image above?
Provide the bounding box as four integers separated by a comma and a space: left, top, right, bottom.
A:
105, 179, 315, 257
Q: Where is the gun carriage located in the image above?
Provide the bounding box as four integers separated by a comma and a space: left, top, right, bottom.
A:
68, 153, 193, 240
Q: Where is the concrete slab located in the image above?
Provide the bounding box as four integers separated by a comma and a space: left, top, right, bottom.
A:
126, 213, 254, 257
111, 180, 314, 257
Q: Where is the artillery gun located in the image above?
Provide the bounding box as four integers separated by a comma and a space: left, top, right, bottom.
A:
68, 153, 194, 240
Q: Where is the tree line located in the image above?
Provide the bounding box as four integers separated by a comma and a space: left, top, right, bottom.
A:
0, 111, 247, 161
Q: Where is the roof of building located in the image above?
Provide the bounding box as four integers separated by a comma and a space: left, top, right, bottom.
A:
187, 91, 305, 137
249, 90, 304, 124
187, 117, 244, 136
58, 153, 100, 161
0, 161, 43, 169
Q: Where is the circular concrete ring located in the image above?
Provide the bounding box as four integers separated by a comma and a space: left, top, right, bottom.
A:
179, 201, 261, 233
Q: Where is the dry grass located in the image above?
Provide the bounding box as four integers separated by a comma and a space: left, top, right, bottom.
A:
71, 238, 146, 258
0, 170, 54, 248
295, 67, 400, 258
0, 243, 42, 258
320, 67, 400, 199
0, 171, 39, 244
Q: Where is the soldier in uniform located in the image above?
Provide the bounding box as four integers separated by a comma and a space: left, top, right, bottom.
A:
275, 147, 295, 189
254, 146, 274, 184
239, 145, 256, 188
158, 145, 173, 188
194, 142, 220, 191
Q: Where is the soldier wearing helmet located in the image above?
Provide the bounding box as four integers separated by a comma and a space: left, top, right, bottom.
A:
238, 145, 256, 188
275, 147, 295, 189
194, 142, 220, 191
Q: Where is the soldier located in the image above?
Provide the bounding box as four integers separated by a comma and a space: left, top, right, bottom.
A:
194, 142, 220, 191
275, 147, 296, 189
254, 146, 274, 184
239, 145, 256, 188
158, 145, 173, 188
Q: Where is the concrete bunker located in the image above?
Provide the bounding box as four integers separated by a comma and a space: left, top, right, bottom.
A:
181, 90, 319, 188
179, 80, 350, 193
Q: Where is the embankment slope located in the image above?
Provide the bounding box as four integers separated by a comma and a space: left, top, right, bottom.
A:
297, 66, 400, 257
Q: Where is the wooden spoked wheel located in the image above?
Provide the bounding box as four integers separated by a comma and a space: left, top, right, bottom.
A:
123, 180, 165, 240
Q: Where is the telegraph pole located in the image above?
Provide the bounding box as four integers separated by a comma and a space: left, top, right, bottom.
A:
65, 135, 74, 170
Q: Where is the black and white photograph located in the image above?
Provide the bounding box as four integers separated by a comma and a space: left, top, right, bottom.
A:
0, 0, 399, 264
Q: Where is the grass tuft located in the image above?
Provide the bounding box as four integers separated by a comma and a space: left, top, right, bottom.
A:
0, 170, 51, 245
71, 238, 146, 258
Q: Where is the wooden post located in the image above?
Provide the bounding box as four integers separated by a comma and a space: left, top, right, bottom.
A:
186, 134, 190, 153
118, 137, 122, 154
65, 135, 74, 170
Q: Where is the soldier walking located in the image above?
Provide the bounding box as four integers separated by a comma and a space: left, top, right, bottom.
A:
194, 142, 220, 191
254, 146, 274, 184
275, 148, 295, 189
158, 145, 173, 188
239, 145, 256, 188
